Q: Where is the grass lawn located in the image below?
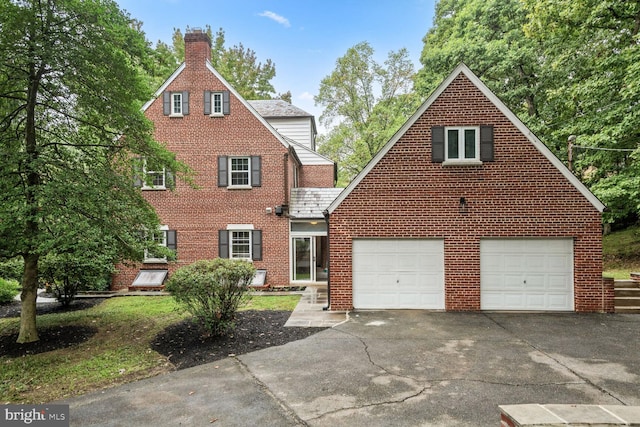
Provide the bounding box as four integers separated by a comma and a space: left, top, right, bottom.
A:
0, 294, 300, 404
603, 225, 640, 279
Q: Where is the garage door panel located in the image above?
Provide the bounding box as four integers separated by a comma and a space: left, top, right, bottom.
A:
353, 239, 444, 309
481, 239, 573, 311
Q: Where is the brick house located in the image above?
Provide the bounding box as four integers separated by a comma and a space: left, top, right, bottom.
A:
112, 29, 336, 290
326, 63, 611, 312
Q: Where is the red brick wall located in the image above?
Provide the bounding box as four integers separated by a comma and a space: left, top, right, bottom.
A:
299, 164, 336, 188
328, 73, 606, 312
113, 33, 294, 290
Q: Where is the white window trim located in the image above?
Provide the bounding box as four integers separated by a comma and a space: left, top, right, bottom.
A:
209, 92, 224, 117
228, 156, 252, 189
443, 126, 483, 166
142, 159, 166, 190
170, 92, 183, 117
229, 229, 253, 261
144, 225, 169, 263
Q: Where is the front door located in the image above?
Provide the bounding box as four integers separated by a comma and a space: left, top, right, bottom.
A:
293, 237, 312, 281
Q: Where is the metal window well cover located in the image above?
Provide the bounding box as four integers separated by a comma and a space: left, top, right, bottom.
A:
131, 270, 168, 287
252, 269, 267, 287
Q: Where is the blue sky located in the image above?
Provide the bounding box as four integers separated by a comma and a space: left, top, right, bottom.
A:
115, 0, 436, 131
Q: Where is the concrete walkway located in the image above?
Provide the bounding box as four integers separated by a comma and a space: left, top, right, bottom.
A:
284, 285, 348, 327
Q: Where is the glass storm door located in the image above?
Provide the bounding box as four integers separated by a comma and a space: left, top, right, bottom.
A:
293, 237, 313, 281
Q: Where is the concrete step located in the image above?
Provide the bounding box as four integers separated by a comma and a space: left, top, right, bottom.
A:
615, 288, 640, 297
615, 297, 640, 307
615, 306, 640, 314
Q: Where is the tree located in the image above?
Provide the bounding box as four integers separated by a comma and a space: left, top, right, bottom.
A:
416, 0, 640, 226
416, 0, 543, 130
165, 26, 278, 100
315, 42, 418, 185
0, 0, 189, 343
523, 0, 640, 225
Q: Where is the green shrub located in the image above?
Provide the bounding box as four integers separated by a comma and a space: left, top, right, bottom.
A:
166, 259, 256, 336
0, 278, 20, 305
39, 252, 114, 306
0, 257, 24, 282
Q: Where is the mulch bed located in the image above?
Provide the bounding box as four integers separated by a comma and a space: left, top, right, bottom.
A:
0, 299, 325, 368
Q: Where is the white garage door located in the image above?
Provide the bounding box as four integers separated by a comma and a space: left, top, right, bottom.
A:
481, 239, 574, 311
353, 239, 445, 309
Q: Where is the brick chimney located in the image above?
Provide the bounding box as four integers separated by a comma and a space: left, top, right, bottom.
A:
184, 28, 211, 66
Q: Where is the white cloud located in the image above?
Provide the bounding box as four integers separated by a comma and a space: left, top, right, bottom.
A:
298, 91, 314, 101
258, 11, 291, 28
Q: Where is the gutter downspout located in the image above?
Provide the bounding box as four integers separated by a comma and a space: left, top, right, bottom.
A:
322, 209, 330, 311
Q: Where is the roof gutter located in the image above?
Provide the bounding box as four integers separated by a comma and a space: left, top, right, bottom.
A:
322, 209, 330, 311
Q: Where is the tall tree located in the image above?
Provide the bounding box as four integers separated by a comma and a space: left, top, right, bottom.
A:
315, 42, 418, 185
164, 26, 277, 100
0, 0, 188, 342
523, 0, 640, 225
416, 0, 543, 131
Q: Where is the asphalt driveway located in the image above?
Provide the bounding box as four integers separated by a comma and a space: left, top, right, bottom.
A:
65, 311, 640, 426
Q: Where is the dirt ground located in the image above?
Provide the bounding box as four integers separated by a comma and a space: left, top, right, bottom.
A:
0, 299, 324, 369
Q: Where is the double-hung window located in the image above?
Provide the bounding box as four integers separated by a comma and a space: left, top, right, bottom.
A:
145, 226, 168, 263
204, 90, 230, 116
212, 92, 223, 116
230, 157, 250, 187
163, 91, 189, 116
219, 227, 262, 261
172, 93, 182, 115
217, 156, 261, 188
230, 231, 251, 259
142, 159, 166, 190
446, 127, 479, 163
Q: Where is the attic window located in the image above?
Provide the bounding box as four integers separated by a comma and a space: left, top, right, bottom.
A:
445, 127, 480, 164
432, 125, 494, 164
204, 90, 230, 116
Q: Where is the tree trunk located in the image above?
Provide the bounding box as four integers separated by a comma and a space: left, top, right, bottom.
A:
17, 254, 39, 343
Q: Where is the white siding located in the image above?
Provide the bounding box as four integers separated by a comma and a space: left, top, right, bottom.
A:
266, 117, 314, 150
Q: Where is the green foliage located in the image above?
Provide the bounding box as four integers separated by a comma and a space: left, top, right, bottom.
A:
315, 42, 419, 184
150, 25, 278, 100
414, 0, 640, 226
166, 259, 256, 336
0, 258, 24, 283
0, 278, 20, 305
39, 251, 114, 306
0, 0, 191, 342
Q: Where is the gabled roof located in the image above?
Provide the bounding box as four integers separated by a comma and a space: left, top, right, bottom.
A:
140, 60, 290, 150
327, 63, 605, 214
290, 188, 345, 219
248, 100, 312, 118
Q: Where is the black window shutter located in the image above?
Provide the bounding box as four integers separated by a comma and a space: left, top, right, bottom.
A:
223, 91, 230, 115
166, 230, 177, 250
480, 125, 494, 162
432, 126, 445, 163
163, 92, 170, 115
204, 91, 211, 115
182, 91, 189, 115
218, 156, 228, 187
252, 230, 262, 261
219, 230, 229, 258
251, 156, 261, 187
